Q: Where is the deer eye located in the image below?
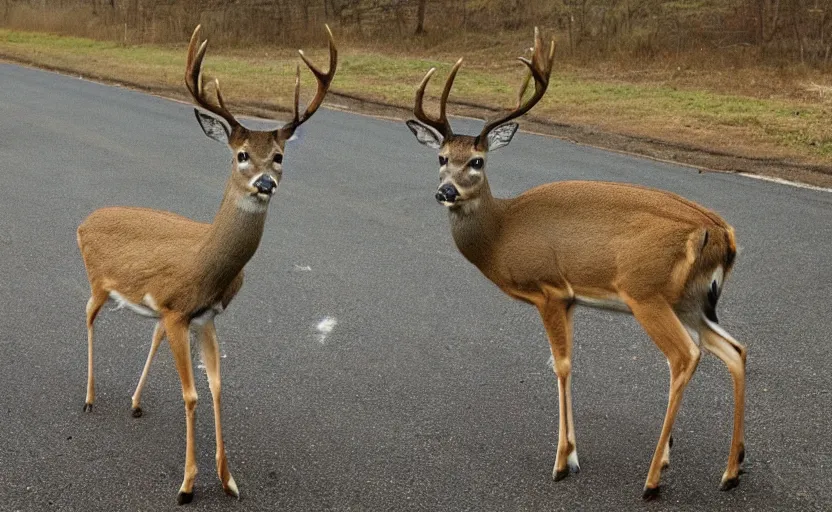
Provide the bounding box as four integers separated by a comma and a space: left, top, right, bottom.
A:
273, 153, 283, 164
438, 156, 448, 166
469, 158, 484, 170
237, 151, 249, 163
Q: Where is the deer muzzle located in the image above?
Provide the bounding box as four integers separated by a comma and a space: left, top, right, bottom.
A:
253, 174, 278, 196
435, 183, 459, 204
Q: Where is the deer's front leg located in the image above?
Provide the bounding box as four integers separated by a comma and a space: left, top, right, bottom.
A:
164, 314, 198, 505
199, 320, 239, 499
83, 291, 108, 412
538, 299, 579, 481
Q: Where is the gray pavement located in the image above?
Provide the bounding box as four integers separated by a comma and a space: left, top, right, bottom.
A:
0, 62, 830, 511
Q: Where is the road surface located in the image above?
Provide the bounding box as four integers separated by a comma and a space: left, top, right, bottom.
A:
0, 63, 830, 511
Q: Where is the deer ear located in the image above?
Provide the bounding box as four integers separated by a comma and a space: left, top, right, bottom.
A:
194, 109, 230, 144
276, 125, 300, 144
406, 120, 443, 149
485, 122, 519, 151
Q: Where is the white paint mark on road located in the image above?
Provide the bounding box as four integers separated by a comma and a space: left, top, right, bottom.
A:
740, 172, 832, 192
316, 317, 337, 344
294, 264, 312, 271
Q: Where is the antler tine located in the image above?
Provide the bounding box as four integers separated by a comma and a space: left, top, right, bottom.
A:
281, 24, 338, 134
413, 67, 444, 135
184, 25, 240, 129
515, 47, 534, 109
292, 64, 301, 124
439, 58, 463, 133
412, 58, 462, 139
479, 27, 555, 142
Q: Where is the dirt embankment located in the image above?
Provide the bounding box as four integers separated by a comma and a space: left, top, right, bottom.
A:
3, 50, 832, 190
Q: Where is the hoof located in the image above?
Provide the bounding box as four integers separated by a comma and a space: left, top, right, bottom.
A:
720, 477, 739, 491
642, 485, 661, 500
567, 450, 581, 474
83, 403, 93, 413
177, 491, 194, 505
553, 468, 570, 482
223, 475, 240, 499
131, 406, 143, 418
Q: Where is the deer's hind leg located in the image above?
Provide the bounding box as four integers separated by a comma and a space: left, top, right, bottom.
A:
700, 317, 746, 490
626, 296, 701, 500
131, 321, 165, 417
537, 297, 579, 481
83, 288, 109, 412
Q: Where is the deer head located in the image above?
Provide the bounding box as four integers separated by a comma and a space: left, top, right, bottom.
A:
406, 28, 554, 209
185, 25, 337, 211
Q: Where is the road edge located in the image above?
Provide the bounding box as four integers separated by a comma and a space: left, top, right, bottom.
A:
2, 52, 831, 190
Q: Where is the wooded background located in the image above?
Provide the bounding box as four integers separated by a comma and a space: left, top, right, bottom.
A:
1, 1, 830, 66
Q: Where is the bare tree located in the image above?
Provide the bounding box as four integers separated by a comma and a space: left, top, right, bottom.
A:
753, 0, 781, 45
415, 0, 426, 34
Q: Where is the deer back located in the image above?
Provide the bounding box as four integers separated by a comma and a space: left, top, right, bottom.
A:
450, 181, 736, 306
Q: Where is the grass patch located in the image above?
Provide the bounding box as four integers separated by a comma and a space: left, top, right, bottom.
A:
2, 28, 832, 169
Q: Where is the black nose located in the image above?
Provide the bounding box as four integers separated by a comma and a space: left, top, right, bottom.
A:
435, 183, 459, 203
253, 175, 277, 195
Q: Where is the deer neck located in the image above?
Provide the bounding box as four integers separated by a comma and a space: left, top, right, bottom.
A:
447, 180, 505, 269
197, 182, 268, 289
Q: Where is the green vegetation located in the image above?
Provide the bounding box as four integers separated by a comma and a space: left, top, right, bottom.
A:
0, 30, 832, 162
1, 23, 832, 183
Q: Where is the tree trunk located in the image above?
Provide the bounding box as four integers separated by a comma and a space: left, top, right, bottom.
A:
415, 0, 427, 35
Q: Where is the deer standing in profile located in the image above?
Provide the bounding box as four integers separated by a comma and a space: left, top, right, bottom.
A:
405, 28, 746, 499
76, 25, 337, 504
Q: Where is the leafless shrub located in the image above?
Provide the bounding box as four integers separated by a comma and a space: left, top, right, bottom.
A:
2, 0, 832, 66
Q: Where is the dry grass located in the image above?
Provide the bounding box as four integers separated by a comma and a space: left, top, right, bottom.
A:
2, 28, 832, 181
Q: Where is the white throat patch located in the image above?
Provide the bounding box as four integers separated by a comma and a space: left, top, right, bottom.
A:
237, 194, 270, 213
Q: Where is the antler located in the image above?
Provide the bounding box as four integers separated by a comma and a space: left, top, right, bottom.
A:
413, 58, 463, 139
478, 27, 555, 141
280, 24, 338, 137
185, 25, 241, 130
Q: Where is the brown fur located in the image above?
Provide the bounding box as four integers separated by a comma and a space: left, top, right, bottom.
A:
77, 129, 281, 502
434, 138, 746, 497
76, 24, 338, 504
412, 28, 745, 495
458, 181, 736, 305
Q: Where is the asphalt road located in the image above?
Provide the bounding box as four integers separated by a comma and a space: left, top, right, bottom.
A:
0, 62, 830, 511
